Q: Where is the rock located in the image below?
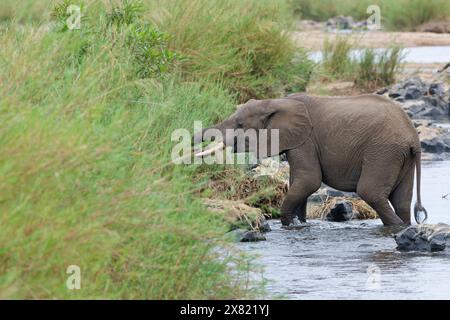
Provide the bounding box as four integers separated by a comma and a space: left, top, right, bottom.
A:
414, 120, 450, 154
308, 197, 377, 221
325, 16, 367, 31
326, 199, 355, 222
231, 229, 266, 242
421, 137, 450, 153
404, 86, 424, 100
388, 77, 449, 119
258, 215, 271, 233
388, 77, 428, 101
395, 223, 450, 252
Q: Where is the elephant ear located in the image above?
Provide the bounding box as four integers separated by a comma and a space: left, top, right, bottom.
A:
261, 98, 313, 156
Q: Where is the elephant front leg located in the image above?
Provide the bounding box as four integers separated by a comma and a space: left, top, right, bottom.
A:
280, 146, 322, 226
280, 182, 315, 226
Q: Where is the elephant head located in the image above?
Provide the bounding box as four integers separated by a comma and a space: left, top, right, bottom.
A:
193, 98, 313, 158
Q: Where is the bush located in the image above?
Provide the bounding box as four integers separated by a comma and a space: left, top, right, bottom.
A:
146, 0, 313, 101
0, 1, 265, 299
322, 37, 354, 77
354, 47, 404, 89
320, 38, 404, 89
126, 23, 177, 78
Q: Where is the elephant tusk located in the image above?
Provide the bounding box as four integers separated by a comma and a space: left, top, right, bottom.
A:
194, 142, 225, 157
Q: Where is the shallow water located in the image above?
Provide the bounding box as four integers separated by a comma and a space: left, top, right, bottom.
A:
309, 46, 450, 64
240, 160, 450, 299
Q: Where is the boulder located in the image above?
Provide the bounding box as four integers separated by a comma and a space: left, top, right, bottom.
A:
232, 229, 266, 242
395, 224, 450, 252
325, 16, 367, 31
326, 199, 354, 221
308, 197, 378, 221
414, 120, 450, 154
388, 77, 449, 119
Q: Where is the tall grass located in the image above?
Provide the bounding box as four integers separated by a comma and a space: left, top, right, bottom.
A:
145, 0, 313, 101
322, 37, 353, 77
0, 0, 310, 299
320, 38, 404, 89
292, 0, 450, 30
354, 47, 404, 89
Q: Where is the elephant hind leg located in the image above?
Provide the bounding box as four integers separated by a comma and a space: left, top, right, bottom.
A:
389, 165, 414, 225
356, 158, 405, 226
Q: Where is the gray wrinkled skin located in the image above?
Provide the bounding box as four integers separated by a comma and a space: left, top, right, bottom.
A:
194, 94, 428, 227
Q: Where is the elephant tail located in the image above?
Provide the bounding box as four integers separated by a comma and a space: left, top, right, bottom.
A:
413, 150, 428, 224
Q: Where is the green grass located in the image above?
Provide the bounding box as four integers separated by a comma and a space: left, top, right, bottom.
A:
145, 0, 313, 101
0, 0, 312, 299
320, 37, 404, 89
322, 37, 353, 77
292, 0, 450, 30
354, 47, 404, 89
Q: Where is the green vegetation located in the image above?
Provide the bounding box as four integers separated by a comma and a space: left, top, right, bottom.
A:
292, 0, 450, 30
354, 47, 404, 89
322, 37, 353, 77
320, 37, 404, 89
0, 0, 312, 299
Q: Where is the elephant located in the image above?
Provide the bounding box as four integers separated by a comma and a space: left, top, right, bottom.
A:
193, 94, 427, 226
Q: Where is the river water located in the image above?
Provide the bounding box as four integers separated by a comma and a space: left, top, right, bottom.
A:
240, 159, 450, 299
309, 46, 450, 63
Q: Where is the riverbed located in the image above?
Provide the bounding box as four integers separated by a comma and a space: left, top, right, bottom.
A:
240, 160, 450, 299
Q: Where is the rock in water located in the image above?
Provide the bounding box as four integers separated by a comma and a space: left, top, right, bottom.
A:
232, 229, 266, 242
326, 199, 355, 222
388, 77, 449, 119
394, 224, 450, 252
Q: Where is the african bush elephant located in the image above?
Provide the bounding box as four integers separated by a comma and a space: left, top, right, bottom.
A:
193, 94, 427, 226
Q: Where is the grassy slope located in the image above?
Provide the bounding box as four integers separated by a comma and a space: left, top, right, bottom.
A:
0, 0, 308, 299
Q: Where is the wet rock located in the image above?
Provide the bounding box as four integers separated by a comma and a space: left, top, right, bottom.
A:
388, 77, 428, 101
232, 229, 266, 242
395, 223, 450, 252
308, 197, 377, 221
414, 120, 450, 154
404, 86, 424, 100
326, 199, 354, 222
388, 77, 449, 119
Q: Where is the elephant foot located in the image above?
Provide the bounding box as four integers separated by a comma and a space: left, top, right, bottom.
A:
280, 215, 309, 230
280, 213, 295, 226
